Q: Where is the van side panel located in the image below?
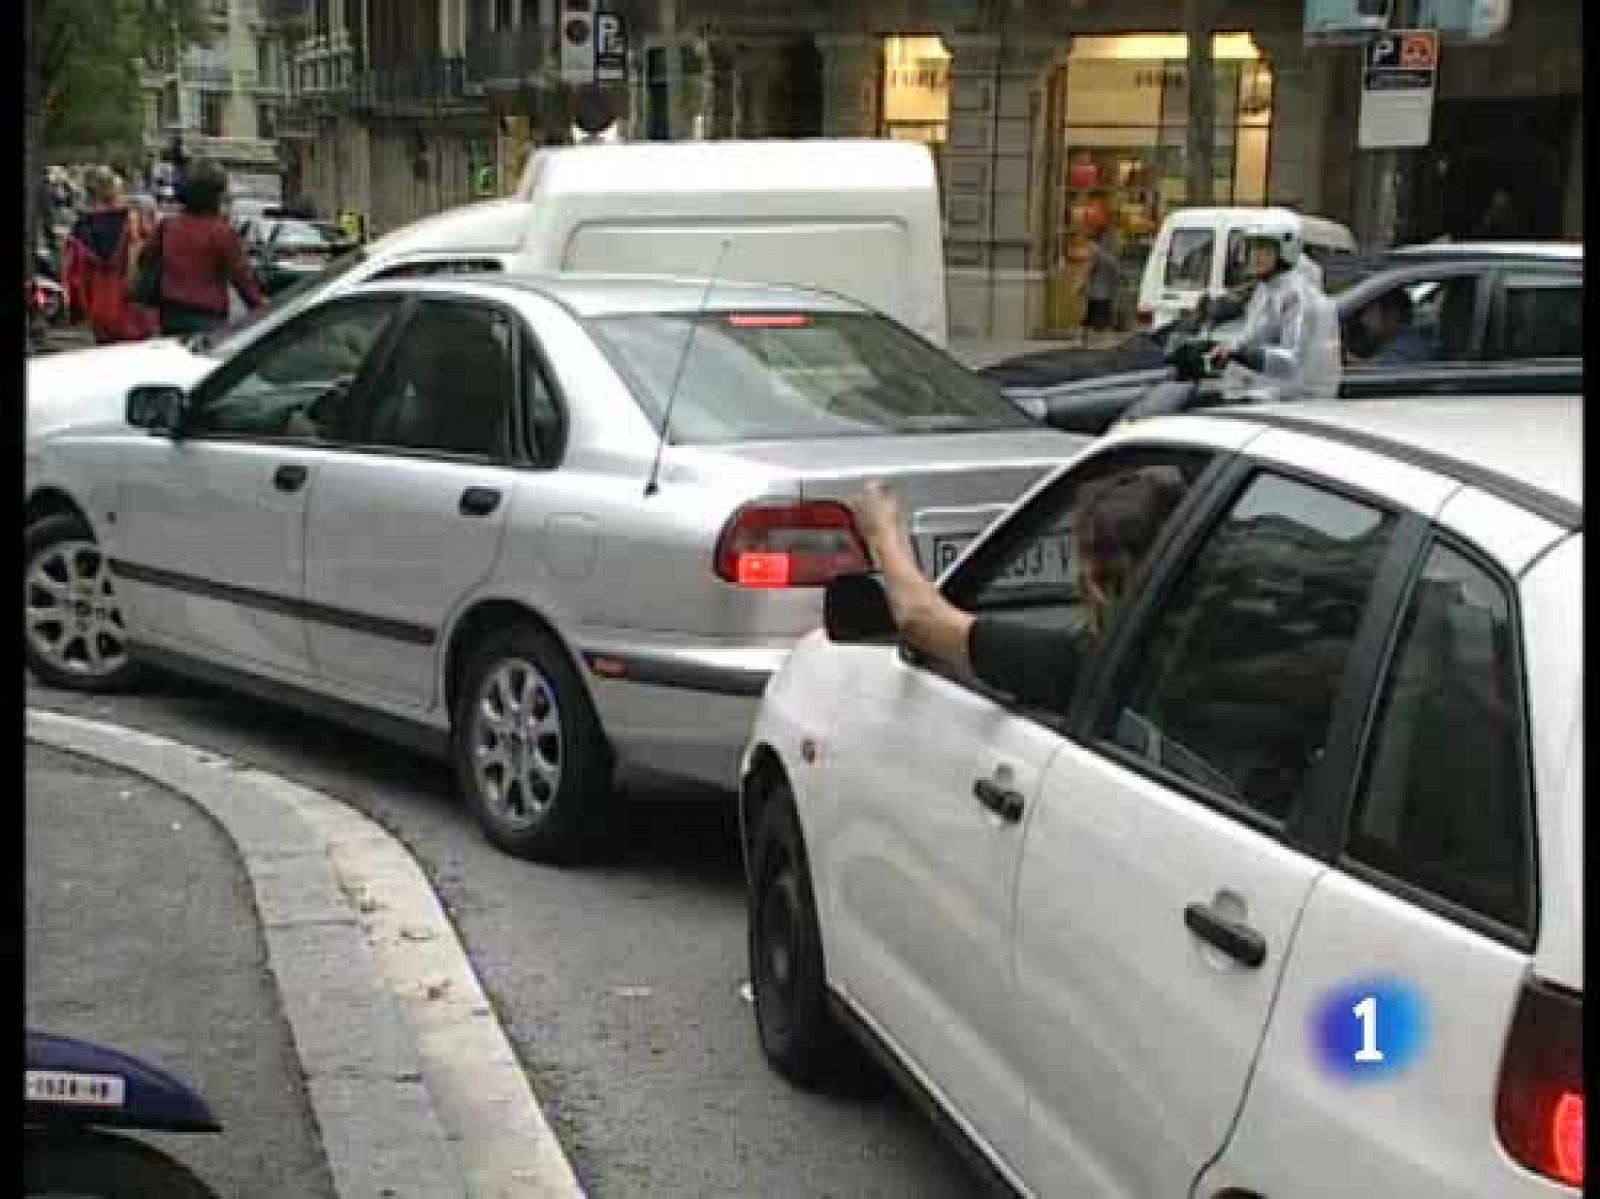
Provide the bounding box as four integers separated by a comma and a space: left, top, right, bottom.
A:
561, 220, 920, 340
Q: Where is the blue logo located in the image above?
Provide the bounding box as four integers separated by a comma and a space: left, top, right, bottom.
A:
1312, 978, 1426, 1081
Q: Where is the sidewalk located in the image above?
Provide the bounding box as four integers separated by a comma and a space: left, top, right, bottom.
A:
27, 709, 584, 1199
27, 743, 337, 1199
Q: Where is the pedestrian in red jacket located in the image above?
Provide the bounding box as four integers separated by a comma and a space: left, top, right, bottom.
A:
62, 166, 158, 344
150, 159, 267, 337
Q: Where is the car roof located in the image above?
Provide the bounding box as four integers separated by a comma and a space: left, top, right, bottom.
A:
354, 272, 867, 317
1389, 241, 1583, 261
1207, 397, 1581, 526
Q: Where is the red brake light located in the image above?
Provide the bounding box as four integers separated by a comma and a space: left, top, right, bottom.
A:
1136, 308, 1153, 329
726, 312, 812, 328
1496, 978, 1584, 1187
715, 501, 870, 589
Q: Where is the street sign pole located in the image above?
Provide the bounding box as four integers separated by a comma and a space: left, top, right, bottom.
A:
1368, 0, 1416, 248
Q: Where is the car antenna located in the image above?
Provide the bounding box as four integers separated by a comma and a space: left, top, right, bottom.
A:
644, 238, 732, 498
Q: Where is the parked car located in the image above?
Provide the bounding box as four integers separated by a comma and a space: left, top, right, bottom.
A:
29, 141, 950, 441
742, 395, 1582, 1199
995, 246, 1583, 433
25, 274, 1077, 863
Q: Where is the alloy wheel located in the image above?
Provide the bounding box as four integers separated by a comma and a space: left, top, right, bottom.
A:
469, 656, 564, 829
25, 539, 129, 682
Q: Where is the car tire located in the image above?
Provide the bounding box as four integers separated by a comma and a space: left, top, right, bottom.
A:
749, 780, 875, 1092
24, 513, 143, 693
26, 1128, 221, 1198
451, 622, 616, 864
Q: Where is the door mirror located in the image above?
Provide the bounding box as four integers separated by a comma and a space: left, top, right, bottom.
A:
126, 385, 186, 436
824, 573, 896, 643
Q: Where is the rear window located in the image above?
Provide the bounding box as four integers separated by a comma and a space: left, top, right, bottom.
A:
586, 311, 1033, 445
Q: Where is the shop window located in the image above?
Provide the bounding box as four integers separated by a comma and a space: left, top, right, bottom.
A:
1039, 33, 1273, 338
880, 36, 950, 188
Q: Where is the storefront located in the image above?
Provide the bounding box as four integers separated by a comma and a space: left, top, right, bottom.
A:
1038, 33, 1274, 335
879, 36, 951, 191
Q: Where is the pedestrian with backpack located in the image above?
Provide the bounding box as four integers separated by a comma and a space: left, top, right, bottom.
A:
62, 166, 157, 344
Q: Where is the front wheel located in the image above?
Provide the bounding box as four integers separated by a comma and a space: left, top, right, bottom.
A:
25, 513, 143, 692
451, 622, 617, 864
748, 781, 876, 1092
25, 1129, 220, 1198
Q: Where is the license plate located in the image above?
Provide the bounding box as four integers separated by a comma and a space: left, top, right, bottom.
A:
26, 1069, 126, 1107
933, 534, 1072, 588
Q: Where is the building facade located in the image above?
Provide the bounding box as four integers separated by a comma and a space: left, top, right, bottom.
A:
139, 0, 284, 199
266, 0, 1583, 341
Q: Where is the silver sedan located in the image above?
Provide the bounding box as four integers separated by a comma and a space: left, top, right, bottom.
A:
25, 274, 1088, 862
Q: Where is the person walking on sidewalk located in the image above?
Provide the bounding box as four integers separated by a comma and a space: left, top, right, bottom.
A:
62, 167, 157, 345
1083, 227, 1121, 334
144, 159, 267, 338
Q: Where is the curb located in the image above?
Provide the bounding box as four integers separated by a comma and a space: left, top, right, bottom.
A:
28, 708, 584, 1199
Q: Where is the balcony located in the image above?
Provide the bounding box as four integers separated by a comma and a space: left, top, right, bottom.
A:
187, 60, 234, 90
258, 0, 310, 24
464, 29, 549, 92
350, 59, 470, 113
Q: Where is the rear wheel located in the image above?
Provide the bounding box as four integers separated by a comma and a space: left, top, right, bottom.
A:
451, 622, 617, 863
25, 1128, 220, 1198
749, 780, 875, 1091
25, 513, 142, 692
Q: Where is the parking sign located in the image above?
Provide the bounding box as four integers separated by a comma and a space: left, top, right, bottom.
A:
595, 11, 627, 83
1358, 29, 1439, 148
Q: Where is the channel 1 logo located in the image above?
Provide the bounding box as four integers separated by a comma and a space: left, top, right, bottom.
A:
1312, 978, 1426, 1081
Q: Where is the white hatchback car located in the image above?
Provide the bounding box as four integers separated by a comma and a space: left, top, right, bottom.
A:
741, 397, 1582, 1197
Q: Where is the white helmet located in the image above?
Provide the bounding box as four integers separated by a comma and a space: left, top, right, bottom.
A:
1240, 211, 1302, 269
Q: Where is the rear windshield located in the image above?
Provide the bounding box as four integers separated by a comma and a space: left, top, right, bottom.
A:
586, 311, 1033, 444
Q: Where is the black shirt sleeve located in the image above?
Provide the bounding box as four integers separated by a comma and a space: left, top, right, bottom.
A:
967, 614, 1084, 713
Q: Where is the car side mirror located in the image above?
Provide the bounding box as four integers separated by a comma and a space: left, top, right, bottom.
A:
126, 385, 186, 437
823, 573, 896, 644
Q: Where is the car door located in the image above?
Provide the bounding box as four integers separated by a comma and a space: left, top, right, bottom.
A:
1014, 461, 1433, 1198
1197, 529, 1558, 1198
1479, 265, 1585, 394
301, 294, 538, 711
112, 295, 405, 682
1338, 268, 1493, 400
819, 447, 1220, 1181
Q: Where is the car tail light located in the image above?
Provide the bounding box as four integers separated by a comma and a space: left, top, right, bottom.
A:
1496, 977, 1583, 1188
714, 501, 870, 589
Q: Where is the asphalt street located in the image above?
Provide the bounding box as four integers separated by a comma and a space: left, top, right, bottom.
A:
26, 676, 988, 1199
26, 743, 338, 1199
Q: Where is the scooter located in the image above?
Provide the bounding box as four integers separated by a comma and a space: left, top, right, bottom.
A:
25, 1030, 223, 1198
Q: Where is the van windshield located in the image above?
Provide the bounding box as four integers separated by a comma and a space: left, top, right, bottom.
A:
587, 310, 1033, 444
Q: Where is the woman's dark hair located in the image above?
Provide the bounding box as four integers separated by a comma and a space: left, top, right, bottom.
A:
181, 159, 228, 215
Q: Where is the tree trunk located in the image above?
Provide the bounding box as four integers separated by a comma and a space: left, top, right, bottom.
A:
1185, 0, 1215, 207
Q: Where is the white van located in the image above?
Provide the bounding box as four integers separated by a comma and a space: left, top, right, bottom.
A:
1135, 207, 1356, 332
515, 139, 948, 345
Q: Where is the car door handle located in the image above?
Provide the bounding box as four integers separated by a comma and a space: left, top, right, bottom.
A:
1183, 902, 1267, 969
459, 487, 502, 517
972, 777, 1025, 823
273, 464, 308, 493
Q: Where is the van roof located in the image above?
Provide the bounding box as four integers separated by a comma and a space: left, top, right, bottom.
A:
1164, 206, 1355, 249
517, 139, 939, 200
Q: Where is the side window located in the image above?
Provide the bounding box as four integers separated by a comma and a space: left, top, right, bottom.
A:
1344, 276, 1459, 369
940, 450, 1214, 714
359, 300, 515, 458
1093, 472, 1398, 825
1165, 229, 1214, 289
522, 335, 565, 465
1497, 275, 1582, 361
372, 259, 505, 281
1345, 543, 1531, 934
187, 298, 399, 441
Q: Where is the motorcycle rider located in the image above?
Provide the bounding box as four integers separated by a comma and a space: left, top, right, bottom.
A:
1205, 211, 1341, 402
